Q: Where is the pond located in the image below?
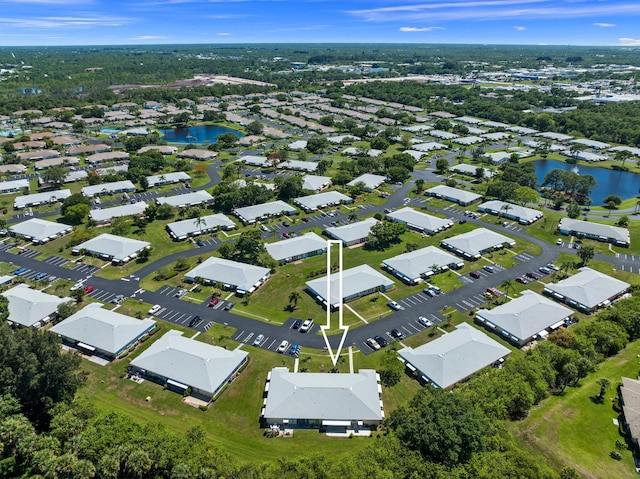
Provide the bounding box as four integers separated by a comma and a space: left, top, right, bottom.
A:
158, 124, 244, 144
533, 159, 640, 205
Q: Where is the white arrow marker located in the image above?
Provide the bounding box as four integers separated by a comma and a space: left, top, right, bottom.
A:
320, 239, 349, 366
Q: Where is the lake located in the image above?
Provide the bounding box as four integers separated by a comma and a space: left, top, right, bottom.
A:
533, 159, 640, 205
159, 125, 244, 144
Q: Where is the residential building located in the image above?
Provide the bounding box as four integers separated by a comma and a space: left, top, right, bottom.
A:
8, 218, 73, 244
478, 200, 543, 225
156, 191, 214, 208
14, 189, 71, 209
166, 213, 235, 240
147, 171, 191, 187
294, 191, 352, 212
441, 227, 515, 260
347, 174, 386, 191
266, 232, 327, 264
72, 233, 151, 265
302, 175, 332, 192
89, 201, 148, 224
382, 246, 463, 284
82, 180, 136, 197
619, 377, 640, 454
386, 207, 453, 235
325, 217, 378, 247
234, 200, 297, 224
185, 257, 270, 295
425, 185, 482, 206
558, 218, 630, 247
2, 284, 72, 328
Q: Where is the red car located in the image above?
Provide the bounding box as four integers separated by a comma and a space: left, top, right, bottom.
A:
84, 285, 94, 294
208, 297, 220, 307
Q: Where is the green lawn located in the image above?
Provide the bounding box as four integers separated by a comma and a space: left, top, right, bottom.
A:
509, 339, 640, 479
75, 318, 420, 463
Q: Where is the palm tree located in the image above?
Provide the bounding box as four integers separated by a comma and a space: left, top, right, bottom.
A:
500, 203, 512, 220
615, 150, 633, 168
348, 211, 358, 222
194, 216, 207, 233
560, 260, 575, 278
500, 279, 514, 300
288, 291, 301, 308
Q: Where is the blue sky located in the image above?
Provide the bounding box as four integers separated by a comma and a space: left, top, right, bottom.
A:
1, 0, 640, 46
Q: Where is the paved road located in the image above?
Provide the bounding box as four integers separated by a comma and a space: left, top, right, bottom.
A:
2, 159, 636, 357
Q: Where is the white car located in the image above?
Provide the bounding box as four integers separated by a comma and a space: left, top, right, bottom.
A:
418, 316, 433, 327
300, 319, 313, 333
148, 304, 162, 315
556, 238, 563, 245
253, 334, 264, 346
277, 340, 289, 353
70, 282, 84, 291
387, 300, 404, 311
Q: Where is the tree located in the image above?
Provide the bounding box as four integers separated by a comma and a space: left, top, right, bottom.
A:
615, 150, 633, 168
379, 349, 404, 387
617, 215, 629, 227
71, 288, 85, 304
560, 260, 576, 277
156, 203, 176, 220
435, 158, 449, 174
513, 186, 539, 206
232, 230, 267, 266
275, 176, 303, 201
603, 195, 622, 207
414, 178, 425, 193
577, 245, 595, 266
306, 137, 329, 154
500, 203, 512, 220
500, 279, 514, 300
61, 193, 91, 217
246, 121, 263, 136
606, 201, 617, 216
566, 202, 581, 219
63, 203, 89, 225
366, 221, 407, 251
215, 132, 239, 149
41, 165, 67, 187
597, 378, 611, 401
316, 159, 332, 175
288, 291, 301, 308
387, 388, 489, 466
56, 301, 77, 320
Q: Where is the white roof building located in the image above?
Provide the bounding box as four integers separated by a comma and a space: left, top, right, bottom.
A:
82, 180, 136, 197
325, 217, 378, 246
166, 213, 235, 240
450, 163, 498, 178
412, 142, 448, 152
571, 138, 610, 150
425, 185, 482, 206
233, 200, 296, 224
287, 140, 307, 150
130, 330, 248, 400
90, 199, 146, 221
72, 233, 151, 265
347, 173, 386, 191
543, 267, 630, 313
302, 175, 332, 192
386, 207, 453, 235
185, 257, 270, 294
50, 303, 156, 358
537, 131, 573, 142
294, 191, 352, 211
266, 232, 327, 263
177, 149, 218, 161
327, 134, 360, 144
478, 200, 543, 225
147, 171, 191, 187
306, 264, 394, 309
280, 160, 318, 172
476, 290, 573, 346
441, 227, 515, 260
558, 218, 630, 247
399, 323, 510, 389
13, 189, 72, 209
242, 155, 269, 167
156, 190, 214, 208
9, 218, 72, 244
430, 130, 458, 140
2, 284, 71, 328
453, 136, 485, 146
137, 145, 178, 155
382, 246, 463, 284
262, 368, 384, 429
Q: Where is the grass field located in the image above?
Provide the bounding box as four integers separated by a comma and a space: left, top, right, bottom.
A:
509, 339, 640, 479
75, 318, 422, 463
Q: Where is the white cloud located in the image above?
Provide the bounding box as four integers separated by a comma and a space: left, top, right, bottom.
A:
594, 22, 616, 27
514, 25, 526, 30
217, 32, 231, 36
347, 1, 640, 23
399, 26, 444, 32
131, 35, 166, 40
619, 37, 640, 45
0, 15, 132, 29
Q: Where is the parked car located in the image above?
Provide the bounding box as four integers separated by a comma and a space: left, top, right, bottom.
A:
277, 340, 289, 353
69, 282, 83, 291
390, 328, 405, 340
538, 267, 551, 274
387, 300, 404, 311
173, 288, 186, 297
428, 285, 442, 294
458, 219, 467, 224
196, 239, 205, 247
556, 238, 563, 245
224, 302, 235, 310
365, 338, 381, 351
470, 271, 481, 279
374, 335, 389, 348
423, 288, 436, 297
253, 334, 264, 346
547, 263, 560, 271
300, 319, 313, 333
483, 265, 495, 273
292, 319, 302, 329
34, 272, 48, 281
516, 276, 528, 284
288, 343, 300, 356
84, 285, 94, 294
418, 316, 433, 327
148, 304, 162, 315
282, 221, 290, 227
208, 297, 220, 307
111, 294, 125, 304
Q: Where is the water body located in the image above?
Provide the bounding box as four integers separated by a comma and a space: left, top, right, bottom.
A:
533, 159, 640, 205
159, 125, 244, 144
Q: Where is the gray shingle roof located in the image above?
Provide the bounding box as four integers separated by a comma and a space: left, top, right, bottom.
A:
476, 291, 573, 342
73, 233, 150, 262
544, 267, 630, 309
185, 257, 270, 292
131, 330, 248, 397
50, 303, 156, 355
266, 232, 327, 262
2, 284, 71, 327
263, 368, 383, 421
399, 323, 511, 389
